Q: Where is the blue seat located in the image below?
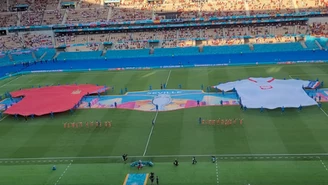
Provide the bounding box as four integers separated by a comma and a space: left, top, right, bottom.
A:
253, 43, 305, 52
0, 54, 13, 66
105, 49, 150, 59
57, 51, 102, 60
203, 45, 251, 54
153, 47, 199, 56
11, 53, 35, 63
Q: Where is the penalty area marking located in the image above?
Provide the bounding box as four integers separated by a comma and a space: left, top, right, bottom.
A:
54, 161, 73, 185
165, 70, 171, 87
288, 75, 328, 118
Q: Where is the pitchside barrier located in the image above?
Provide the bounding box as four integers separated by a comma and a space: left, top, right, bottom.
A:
0, 60, 326, 81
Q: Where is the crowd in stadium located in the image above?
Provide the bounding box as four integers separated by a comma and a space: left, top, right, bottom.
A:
0, 0, 327, 51
0, 22, 314, 51
0, 0, 327, 26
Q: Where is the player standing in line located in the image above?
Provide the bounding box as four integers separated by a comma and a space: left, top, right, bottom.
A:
211, 156, 216, 163
149, 172, 155, 185
137, 160, 143, 170
239, 119, 243, 125
122, 154, 128, 163
156, 176, 159, 185
85, 122, 89, 128
64, 123, 67, 128
192, 157, 197, 164
173, 159, 179, 166
79, 122, 83, 128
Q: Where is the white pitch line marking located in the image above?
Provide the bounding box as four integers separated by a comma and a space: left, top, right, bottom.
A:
143, 111, 158, 156
0, 115, 9, 122
319, 157, 328, 171
0, 75, 22, 88
54, 161, 72, 185
215, 159, 219, 185
165, 70, 171, 87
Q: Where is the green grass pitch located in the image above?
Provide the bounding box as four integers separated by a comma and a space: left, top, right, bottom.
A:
1, 63, 328, 185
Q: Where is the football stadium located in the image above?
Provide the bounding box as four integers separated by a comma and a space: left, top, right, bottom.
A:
1, 0, 328, 185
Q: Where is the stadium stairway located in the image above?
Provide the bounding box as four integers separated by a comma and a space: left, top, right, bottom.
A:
305, 41, 320, 50
31, 51, 37, 61
300, 41, 307, 49
314, 40, 323, 50
249, 43, 254, 51
8, 53, 13, 61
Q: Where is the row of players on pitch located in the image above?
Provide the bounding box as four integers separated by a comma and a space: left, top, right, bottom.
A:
200, 118, 243, 125
122, 154, 216, 168
63, 121, 112, 128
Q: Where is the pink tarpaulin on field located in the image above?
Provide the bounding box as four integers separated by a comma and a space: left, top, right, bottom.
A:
5, 84, 107, 116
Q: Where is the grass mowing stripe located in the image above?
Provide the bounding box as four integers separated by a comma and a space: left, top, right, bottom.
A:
165, 70, 171, 87
143, 69, 170, 156
143, 111, 158, 156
